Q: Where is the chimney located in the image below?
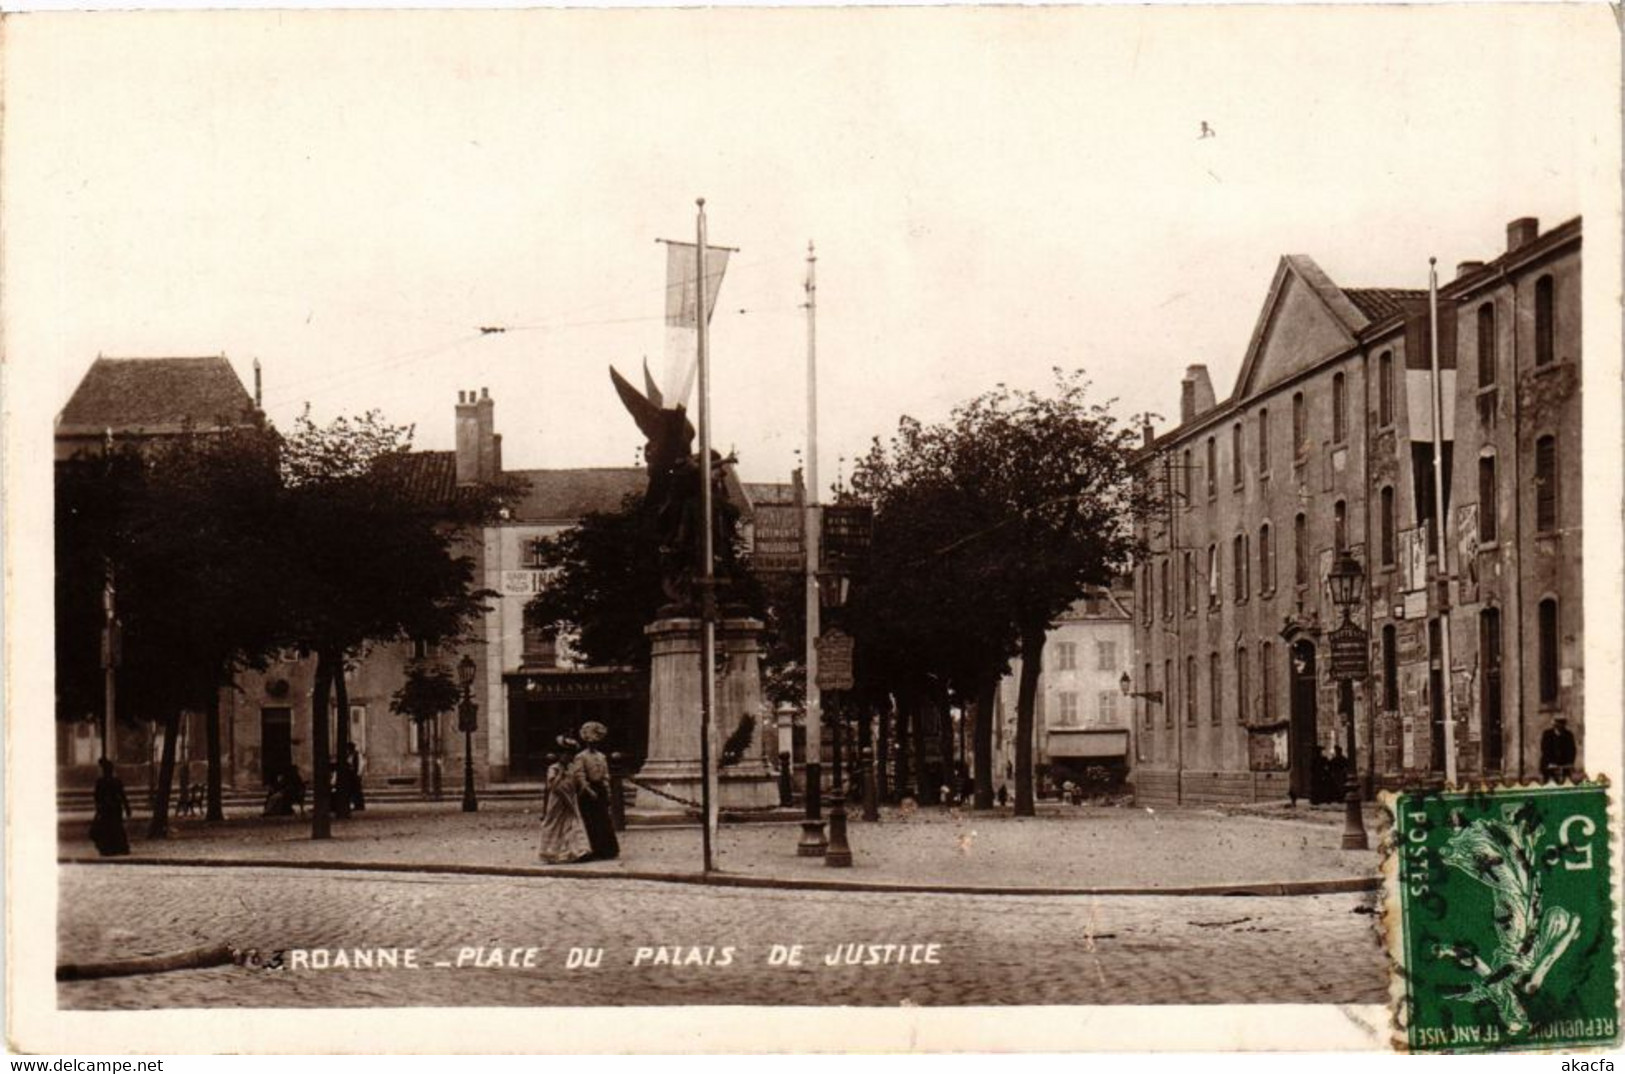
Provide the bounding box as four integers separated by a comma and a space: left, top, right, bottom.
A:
1506, 217, 1540, 253
1456, 260, 1485, 280
476, 387, 497, 481
455, 389, 481, 486
1141, 421, 1156, 448
1179, 364, 1216, 424
253, 358, 262, 408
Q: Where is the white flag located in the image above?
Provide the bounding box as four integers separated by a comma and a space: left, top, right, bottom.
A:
661, 241, 730, 407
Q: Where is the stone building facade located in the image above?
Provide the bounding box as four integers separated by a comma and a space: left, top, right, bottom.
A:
1130, 217, 1581, 806
993, 586, 1134, 795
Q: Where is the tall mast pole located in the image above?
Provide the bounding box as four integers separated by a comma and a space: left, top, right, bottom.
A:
1428, 257, 1458, 785
696, 200, 718, 870
798, 241, 828, 857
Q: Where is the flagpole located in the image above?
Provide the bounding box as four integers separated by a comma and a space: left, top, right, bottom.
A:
798, 241, 828, 858
1428, 257, 1458, 786
696, 199, 719, 871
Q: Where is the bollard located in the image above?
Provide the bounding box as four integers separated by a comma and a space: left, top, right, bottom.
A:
609, 752, 628, 831
861, 746, 879, 822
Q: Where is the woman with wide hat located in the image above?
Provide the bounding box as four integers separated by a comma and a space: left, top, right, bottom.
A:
570, 721, 619, 861
538, 737, 590, 863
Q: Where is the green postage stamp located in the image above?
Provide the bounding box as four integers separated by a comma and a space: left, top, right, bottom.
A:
1386, 781, 1620, 1053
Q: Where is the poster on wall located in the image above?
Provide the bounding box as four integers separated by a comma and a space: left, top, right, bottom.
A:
1455, 503, 1480, 604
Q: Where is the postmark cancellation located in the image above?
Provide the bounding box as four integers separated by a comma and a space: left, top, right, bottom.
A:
1382, 780, 1620, 1053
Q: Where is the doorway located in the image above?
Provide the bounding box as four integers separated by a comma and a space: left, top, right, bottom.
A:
261, 707, 293, 784
1289, 641, 1318, 800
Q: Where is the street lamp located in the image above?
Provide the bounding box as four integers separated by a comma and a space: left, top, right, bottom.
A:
1328, 550, 1369, 851
1118, 672, 1163, 705
456, 654, 478, 813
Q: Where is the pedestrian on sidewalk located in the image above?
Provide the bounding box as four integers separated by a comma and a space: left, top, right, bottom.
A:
89, 758, 132, 857
539, 738, 590, 864
572, 722, 619, 861
1540, 716, 1577, 781
345, 742, 367, 812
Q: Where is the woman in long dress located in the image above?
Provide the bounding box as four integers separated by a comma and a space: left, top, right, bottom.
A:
89, 758, 132, 857
572, 722, 620, 862
538, 743, 590, 864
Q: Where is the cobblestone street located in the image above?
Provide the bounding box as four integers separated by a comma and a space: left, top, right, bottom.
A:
58, 801, 1383, 891
59, 864, 1388, 1008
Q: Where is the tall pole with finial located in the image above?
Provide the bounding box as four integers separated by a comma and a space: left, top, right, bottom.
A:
696, 199, 719, 870
798, 241, 828, 857
1428, 256, 1458, 785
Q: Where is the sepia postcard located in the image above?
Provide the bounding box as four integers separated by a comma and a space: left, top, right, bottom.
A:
4, 3, 1621, 1055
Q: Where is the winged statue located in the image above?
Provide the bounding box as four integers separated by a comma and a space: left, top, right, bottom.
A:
610, 361, 741, 610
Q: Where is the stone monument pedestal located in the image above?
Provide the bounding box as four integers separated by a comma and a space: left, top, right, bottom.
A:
635, 616, 780, 813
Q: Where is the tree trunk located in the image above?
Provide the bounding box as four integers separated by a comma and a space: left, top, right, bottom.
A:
933, 687, 956, 800
310, 651, 334, 840
332, 664, 351, 820
877, 698, 892, 803
146, 708, 180, 839
205, 675, 224, 822
912, 689, 936, 804
420, 723, 432, 799
1014, 625, 1045, 816
897, 695, 910, 796
972, 676, 996, 810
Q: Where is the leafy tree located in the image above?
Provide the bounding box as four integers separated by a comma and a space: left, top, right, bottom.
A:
55, 446, 145, 743
56, 425, 290, 837
525, 493, 773, 670
121, 424, 288, 833
391, 663, 462, 797
851, 371, 1155, 813
277, 409, 508, 839
525, 495, 667, 670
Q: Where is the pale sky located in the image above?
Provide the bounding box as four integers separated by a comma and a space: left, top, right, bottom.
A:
6, 6, 1614, 487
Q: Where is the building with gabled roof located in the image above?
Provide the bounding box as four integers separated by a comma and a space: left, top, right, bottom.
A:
55, 355, 260, 460
1129, 216, 1582, 806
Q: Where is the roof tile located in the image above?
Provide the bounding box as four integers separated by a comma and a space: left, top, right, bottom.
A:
58, 356, 256, 434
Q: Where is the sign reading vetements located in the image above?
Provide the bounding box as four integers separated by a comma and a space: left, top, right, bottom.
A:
815, 629, 855, 691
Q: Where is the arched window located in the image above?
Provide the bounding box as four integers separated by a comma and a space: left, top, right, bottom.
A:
1259, 522, 1275, 594
1535, 435, 1557, 532
1209, 652, 1221, 725
1534, 275, 1555, 366
1258, 408, 1271, 474
1233, 534, 1248, 599
1538, 598, 1559, 705
1164, 658, 1174, 728
1292, 391, 1307, 457
1207, 544, 1220, 608
1185, 655, 1198, 725
1478, 454, 1498, 542
1294, 512, 1308, 587
1232, 422, 1244, 488
1378, 350, 1394, 426
1235, 646, 1249, 724
1181, 448, 1192, 500
1332, 372, 1347, 443
1382, 624, 1398, 711
1260, 642, 1275, 720
1334, 499, 1348, 552
1477, 302, 1497, 387
1380, 486, 1396, 566
1160, 558, 1171, 619
1205, 436, 1217, 498
1143, 662, 1154, 729
1480, 608, 1503, 771
1183, 549, 1196, 614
